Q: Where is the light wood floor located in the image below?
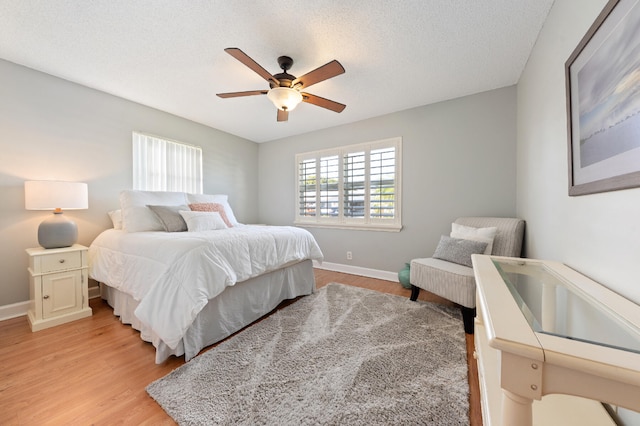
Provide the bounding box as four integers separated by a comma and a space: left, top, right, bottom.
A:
0, 270, 481, 425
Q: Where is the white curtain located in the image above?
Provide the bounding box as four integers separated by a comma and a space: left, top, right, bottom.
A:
133, 132, 203, 194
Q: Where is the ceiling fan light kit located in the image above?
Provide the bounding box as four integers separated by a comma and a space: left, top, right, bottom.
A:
267, 87, 303, 111
217, 47, 346, 122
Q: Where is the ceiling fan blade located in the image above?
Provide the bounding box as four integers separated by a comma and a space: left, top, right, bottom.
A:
224, 48, 280, 86
216, 90, 268, 98
277, 109, 289, 122
301, 93, 346, 113
292, 60, 345, 89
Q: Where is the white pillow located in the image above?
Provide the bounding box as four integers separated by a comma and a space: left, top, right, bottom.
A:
108, 209, 123, 230
120, 190, 188, 232
187, 193, 240, 226
179, 210, 229, 232
450, 223, 497, 255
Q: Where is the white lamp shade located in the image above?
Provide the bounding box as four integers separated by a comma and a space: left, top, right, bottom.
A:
267, 87, 303, 111
25, 181, 88, 210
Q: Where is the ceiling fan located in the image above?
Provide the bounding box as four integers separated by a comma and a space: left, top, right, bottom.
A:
216, 48, 346, 122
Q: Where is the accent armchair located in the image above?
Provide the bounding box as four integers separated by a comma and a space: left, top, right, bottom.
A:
409, 217, 525, 334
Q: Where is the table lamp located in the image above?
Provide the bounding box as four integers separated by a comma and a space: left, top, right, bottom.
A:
25, 180, 88, 249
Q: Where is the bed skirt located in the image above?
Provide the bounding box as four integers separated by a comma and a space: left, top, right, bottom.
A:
100, 259, 316, 363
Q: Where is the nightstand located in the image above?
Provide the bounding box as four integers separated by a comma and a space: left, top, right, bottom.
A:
26, 244, 92, 331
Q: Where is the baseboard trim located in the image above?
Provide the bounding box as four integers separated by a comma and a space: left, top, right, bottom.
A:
0, 300, 30, 322
0, 286, 102, 321
313, 260, 398, 283
88, 285, 101, 300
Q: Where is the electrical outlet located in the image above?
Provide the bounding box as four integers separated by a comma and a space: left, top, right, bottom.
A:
346, 251, 353, 260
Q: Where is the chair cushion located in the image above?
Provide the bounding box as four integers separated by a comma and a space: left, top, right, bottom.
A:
410, 258, 476, 308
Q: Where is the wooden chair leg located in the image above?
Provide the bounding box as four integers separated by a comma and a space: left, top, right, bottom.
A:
410, 285, 420, 301
461, 307, 476, 334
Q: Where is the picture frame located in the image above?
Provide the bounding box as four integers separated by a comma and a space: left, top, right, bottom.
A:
565, 0, 640, 196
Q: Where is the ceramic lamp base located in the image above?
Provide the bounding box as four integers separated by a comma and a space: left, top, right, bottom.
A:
38, 212, 78, 249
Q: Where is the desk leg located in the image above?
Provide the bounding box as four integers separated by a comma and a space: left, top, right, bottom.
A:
502, 390, 533, 426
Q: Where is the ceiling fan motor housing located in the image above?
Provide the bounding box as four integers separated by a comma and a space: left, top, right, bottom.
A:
273, 56, 296, 88
271, 73, 296, 88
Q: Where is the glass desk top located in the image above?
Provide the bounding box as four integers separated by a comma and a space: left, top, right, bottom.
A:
492, 259, 640, 354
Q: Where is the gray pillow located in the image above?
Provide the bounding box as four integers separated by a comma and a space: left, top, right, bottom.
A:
147, 205, 189, 232
432, 235, 488, 267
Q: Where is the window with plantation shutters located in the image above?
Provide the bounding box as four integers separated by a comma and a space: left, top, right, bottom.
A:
295, 137, 402, 231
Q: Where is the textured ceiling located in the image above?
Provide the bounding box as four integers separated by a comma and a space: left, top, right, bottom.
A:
0, 0, 554, 143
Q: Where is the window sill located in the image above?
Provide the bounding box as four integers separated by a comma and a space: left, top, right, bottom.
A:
294, 221, 402, 232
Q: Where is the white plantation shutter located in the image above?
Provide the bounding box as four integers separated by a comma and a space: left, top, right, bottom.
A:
343, 150, 366, 218
369, 146, 396, 219
295, 137, 402, 231
133, 132, 203, 193
298, 158, 317, 217
319, 154, 339, 218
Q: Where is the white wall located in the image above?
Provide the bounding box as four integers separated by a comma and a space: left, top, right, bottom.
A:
0, 59, 258, 307
259, 86, 518, 275
517, 1, 638, 421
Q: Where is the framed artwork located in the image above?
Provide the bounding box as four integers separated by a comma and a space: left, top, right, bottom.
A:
566, 0, 640, 196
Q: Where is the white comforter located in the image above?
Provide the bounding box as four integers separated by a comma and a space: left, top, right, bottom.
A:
88, 225, 323, 349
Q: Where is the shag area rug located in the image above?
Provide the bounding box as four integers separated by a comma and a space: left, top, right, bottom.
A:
146, 283, 469, 425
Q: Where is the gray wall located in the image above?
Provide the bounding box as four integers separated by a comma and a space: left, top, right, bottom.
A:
259, 86, 518, 274
517, 1, 638, 422
0, 59, 258, 307
517, 0, 640, 305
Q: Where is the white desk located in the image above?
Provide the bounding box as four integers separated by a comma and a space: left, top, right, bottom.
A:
473, 255, 640, 425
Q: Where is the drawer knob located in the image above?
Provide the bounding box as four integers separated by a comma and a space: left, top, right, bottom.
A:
43, 295, 50, 299
59, 259, 65, 263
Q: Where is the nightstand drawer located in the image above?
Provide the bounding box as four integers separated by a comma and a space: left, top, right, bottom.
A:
40, 251, 82, 272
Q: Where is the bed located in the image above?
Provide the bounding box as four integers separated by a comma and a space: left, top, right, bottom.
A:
88, 190, 324, 363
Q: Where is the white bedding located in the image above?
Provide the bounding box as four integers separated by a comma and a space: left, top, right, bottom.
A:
89, 225, 324, 350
